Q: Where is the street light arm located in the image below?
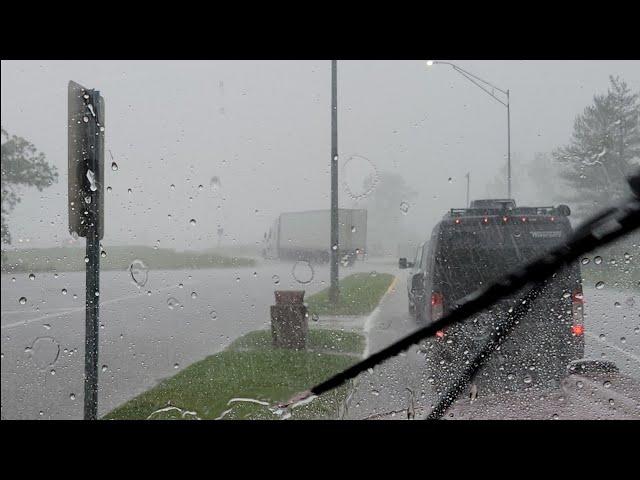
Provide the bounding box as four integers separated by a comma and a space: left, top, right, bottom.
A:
453, 66, 509, 107
432, 61, 509, 107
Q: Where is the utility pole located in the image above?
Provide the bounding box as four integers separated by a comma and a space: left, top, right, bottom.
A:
329, 60, 339, 304
465, 172, 470, 207
507, 89, 511, 198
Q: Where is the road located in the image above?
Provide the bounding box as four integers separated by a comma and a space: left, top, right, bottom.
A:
345, 275, 640, 420
1, 258, 393, 419
2, 258, 638, 420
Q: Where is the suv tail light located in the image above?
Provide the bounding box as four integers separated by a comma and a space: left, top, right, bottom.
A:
431, 292, 445, 338
571, 288, 584, 336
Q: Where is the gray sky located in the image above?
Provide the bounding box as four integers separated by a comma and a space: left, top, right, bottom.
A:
2, 60, 639, 250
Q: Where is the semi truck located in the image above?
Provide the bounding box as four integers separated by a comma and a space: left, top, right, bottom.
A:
262, 209, 367, 266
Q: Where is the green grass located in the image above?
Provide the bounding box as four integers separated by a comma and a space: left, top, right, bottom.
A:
305, 272, 395, 316
228, 329, 365, 355
1, 246, 255, 273
104, 328, 364, 420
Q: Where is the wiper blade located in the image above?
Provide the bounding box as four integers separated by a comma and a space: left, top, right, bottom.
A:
286, 171, 640, 419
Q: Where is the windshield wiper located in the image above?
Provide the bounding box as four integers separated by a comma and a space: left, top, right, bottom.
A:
282, 171, 640, 420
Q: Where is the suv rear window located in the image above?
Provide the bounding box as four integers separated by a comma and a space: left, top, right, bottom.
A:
436, 221, 574, 302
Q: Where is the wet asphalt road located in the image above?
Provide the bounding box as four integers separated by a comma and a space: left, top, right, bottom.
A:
1, 258, 389, 419
345, 275, 640, 420
2, 259, 638, 420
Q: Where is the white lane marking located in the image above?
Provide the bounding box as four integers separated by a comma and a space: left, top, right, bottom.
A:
585, 331, 640, 364
1, 283, 192, 330
1, 307, 79, 316
363, 276, 399, 357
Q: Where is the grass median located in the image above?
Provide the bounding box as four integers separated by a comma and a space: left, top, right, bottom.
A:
305, 272, 395, 316
1, 246, 255, 273
104, 329, 364, 420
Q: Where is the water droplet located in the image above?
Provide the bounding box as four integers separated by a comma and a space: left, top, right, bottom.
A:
523, 375, 533, 384
599, 333, 606, 340
174, 363, 180, 369
189, 219, 197, 226
332, 244, 337, 251
342, 155, 378, 200
86, 169, 98, 191
595, 281, 605, 290
581, 257, 590, 265
29, 273, 35, 280
84, 256, 89, 263
28, 337, 60, 368
102, 365, 108, 372
167, 297, 179, 309
111, 162, 118, 171
19, 297, 27, 305
400, 201, 410, 215
70, 393, 76, 400
191, 291, 197, 299
129, 259, 149, 287
594, 256, 603, 265
620, 337, 626, 344
272, 275, 280, 285
210, 310, 218, 320
170, 184, 175, 190
311, 313, 319, 322
292, 261, 314, 284
603, 381, 611, 389
61, 288, 68, 296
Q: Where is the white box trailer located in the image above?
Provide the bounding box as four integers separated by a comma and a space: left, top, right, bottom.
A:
263, 209, 367, 265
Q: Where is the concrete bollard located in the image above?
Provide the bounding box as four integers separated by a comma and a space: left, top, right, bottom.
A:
271, 290, 308, 350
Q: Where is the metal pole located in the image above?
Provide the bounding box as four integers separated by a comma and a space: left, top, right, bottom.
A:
84, 91, 101, 420
507, 89, 511, 198
329, 60, 339, 304
465, 172, 470, 207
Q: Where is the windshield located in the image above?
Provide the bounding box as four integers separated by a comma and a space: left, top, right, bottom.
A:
1, 60, 639, 421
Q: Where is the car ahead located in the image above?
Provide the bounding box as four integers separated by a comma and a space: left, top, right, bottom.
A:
399, 200, 585, 394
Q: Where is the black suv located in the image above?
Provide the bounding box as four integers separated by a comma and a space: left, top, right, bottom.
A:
399, 200, 585, 393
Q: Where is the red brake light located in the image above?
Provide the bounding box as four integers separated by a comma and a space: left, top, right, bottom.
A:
502, 216, 508, 222
521, 216, 527, 222
571, 288, 584, 335
571, 324, 584, 336
435, 330, 445, 338
483, 217, 489, 224
455, 218, 461, 224
431, 292, 444, 323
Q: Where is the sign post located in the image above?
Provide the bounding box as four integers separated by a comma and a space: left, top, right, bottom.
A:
68, 81, 105, 420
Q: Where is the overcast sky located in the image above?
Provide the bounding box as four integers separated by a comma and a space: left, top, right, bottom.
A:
2, 60, 639, 250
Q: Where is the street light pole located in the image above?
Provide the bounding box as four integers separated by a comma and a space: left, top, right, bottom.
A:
329, 60, 339, 304
427, 61, 512, 198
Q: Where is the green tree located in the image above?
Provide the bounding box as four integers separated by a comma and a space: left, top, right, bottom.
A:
553, 76, 640, 218
1, 128, 58, 245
